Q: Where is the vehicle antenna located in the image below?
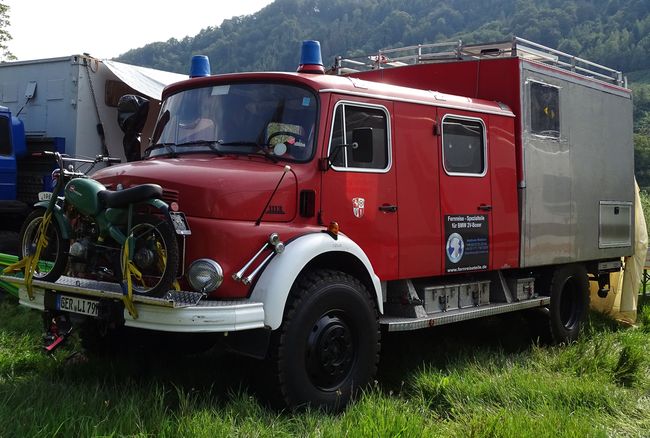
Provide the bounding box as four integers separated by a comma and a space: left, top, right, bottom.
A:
255, 165, 291, 226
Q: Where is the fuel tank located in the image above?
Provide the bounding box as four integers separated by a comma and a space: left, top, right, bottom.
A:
64, 178, 106, 216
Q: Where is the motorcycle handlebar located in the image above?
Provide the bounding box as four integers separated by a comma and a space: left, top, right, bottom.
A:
41, 151, 122, 167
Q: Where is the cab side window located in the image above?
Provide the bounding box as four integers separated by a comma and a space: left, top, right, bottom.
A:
329, 103, 389, 170
442, 116, 486, 176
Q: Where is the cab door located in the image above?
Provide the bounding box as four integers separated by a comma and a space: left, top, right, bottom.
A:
320, 97, 398, 279
0, 115, 17, 200
438, 110, 492, 274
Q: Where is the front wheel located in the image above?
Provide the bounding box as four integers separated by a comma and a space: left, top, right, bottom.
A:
19, 209, 69, 282
121, 214, 179, 297
270, 269, 381, 411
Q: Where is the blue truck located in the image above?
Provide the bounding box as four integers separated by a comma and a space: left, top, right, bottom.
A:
0, 105, 28, 253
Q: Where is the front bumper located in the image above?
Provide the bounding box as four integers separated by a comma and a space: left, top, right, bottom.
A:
6, 275, 265, 333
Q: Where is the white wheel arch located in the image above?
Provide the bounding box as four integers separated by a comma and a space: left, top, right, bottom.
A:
249, 232, 383, 330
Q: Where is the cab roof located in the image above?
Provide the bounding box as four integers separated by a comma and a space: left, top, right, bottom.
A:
163, 71, 514, 118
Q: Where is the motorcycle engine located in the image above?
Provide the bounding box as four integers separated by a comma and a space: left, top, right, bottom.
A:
69, 238, 89, 259
67, 211, 121, 281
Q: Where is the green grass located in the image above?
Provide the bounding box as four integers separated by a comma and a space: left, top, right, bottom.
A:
0, 297, 649, 437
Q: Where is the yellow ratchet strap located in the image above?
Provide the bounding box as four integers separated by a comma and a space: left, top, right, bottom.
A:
2, 211, 53, 300
121, 239, 139, 319
155, 241, 178, 291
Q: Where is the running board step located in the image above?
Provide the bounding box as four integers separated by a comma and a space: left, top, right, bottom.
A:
380, 297, 550, 332
0, 275, 204, 308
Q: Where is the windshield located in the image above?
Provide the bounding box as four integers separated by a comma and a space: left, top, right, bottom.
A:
148, 82, 318, 162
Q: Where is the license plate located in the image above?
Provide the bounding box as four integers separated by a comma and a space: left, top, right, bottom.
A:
56, 295, 99, 317
170, 211, 191, 235
38, 191, 53, 202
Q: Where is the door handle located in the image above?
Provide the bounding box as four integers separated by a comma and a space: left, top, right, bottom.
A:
379, 204, 398, 213
478, 204, 492, 212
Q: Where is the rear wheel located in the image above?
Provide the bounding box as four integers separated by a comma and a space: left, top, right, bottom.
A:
270, 269, 380, 411
18, 209, 68, 282
548, 264, 590, 344
121, 214, 178, 297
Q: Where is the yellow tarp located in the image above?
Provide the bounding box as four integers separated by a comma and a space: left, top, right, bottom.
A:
590, 180, 648, 324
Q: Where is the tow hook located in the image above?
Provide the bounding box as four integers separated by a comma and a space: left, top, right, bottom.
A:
42, 311, 73, 353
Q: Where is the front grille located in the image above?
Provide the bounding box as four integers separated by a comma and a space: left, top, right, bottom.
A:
162, 189, 179, 205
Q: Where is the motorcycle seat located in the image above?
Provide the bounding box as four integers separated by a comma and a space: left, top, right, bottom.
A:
98, 184, 163, 208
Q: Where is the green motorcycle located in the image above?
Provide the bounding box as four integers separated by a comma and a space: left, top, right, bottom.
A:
19, 151, 183, 297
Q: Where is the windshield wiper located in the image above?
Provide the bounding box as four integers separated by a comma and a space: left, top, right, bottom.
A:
148, 140, 225, 157
175, 140, 224, 156
217, 140, 278, 162
146, 142, 178, 157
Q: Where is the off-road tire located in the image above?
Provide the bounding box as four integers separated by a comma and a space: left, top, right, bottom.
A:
548, 264, 590, 344
268, 269, 381, 412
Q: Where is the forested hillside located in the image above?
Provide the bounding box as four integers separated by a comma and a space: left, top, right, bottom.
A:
117, 0, 650, 187
632, 83, 650, 189
118, 0, 650, 74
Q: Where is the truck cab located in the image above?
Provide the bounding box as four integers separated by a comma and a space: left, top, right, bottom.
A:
93, 50, 523, 301
0, 106, 28, 253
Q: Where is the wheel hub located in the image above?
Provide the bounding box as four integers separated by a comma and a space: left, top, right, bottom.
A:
134, 247, 156, 269
306, 313, 355, 390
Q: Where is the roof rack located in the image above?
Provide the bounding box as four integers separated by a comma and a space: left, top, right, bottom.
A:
333, 36, 626, 87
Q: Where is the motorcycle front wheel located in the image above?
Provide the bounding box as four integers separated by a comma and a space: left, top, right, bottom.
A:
121, 214, 179, 297
19, 208, 69, 283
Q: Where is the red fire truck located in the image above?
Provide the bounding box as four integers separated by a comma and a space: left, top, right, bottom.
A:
1, 37, 634, 410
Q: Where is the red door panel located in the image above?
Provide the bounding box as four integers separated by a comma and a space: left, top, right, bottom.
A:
394, 102, 442, 277
320, 96, 398, 280
438, 110, 492, 274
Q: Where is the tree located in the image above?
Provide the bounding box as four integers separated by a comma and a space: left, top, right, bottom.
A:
0, 1, 14, 61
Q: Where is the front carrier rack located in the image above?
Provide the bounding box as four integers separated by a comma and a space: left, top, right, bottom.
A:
0, 273, 265, 333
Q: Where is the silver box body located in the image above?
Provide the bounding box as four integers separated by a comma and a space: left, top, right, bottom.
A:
0, 56, 184, 162
0, 56, 123, 160
519, 61, 634, 267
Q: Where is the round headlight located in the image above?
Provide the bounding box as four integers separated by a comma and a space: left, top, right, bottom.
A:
187, 259, 223, 292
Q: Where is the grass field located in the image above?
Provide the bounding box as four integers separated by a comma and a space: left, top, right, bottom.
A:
0, 294, 649, 437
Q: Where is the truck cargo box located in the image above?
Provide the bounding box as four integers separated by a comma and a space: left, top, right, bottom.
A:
344, 37, 635, 267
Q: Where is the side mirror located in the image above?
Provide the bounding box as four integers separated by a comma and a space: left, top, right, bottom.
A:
351, 127, 373, 163
117, 94, 149, 134
321, 127, 375, 171
11, 116, 27, 159
117, 94, 149, 162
